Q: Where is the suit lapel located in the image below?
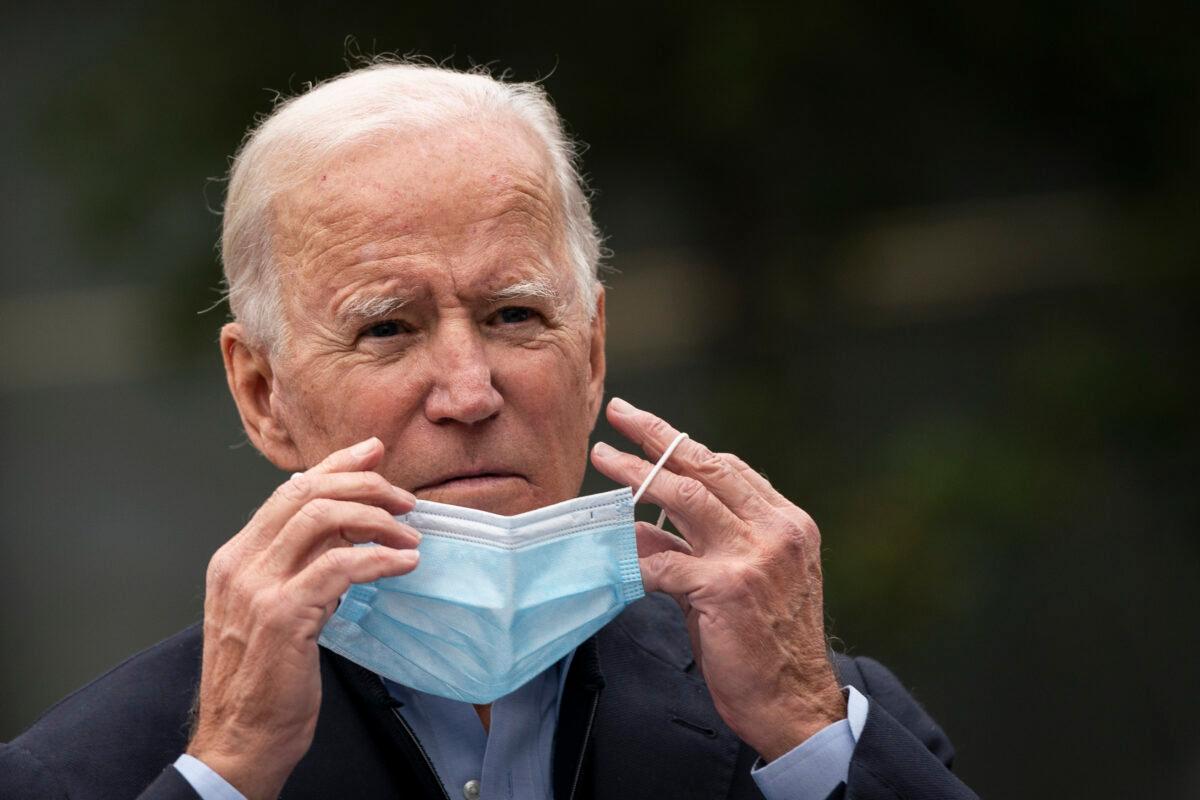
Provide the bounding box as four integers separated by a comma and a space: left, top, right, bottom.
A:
555, 594, 743, 800
552, 636, 606, 800
317, 648, 448, 798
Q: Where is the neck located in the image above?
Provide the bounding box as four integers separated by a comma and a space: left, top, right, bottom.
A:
474, 703, 491, 732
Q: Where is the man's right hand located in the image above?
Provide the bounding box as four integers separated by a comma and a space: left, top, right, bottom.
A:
186, 437, 420, 800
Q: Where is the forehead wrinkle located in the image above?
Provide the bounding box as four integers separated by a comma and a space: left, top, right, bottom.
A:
278, 192, 438, 321
283, 181, 558, 288
414, 188, 561, 268
271, 182, 363, 266
325, 271, 431, 324
475, 178, 561, 236
270, 122, 572, 332
456, 184, 570, 273
274, 122, 561, 266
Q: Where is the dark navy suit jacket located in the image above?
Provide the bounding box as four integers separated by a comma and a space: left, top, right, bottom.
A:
0, 593, 977, 799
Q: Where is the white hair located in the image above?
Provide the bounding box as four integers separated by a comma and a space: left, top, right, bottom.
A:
220, 61, 603, 352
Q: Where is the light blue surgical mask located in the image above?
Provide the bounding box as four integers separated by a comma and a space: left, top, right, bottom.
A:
318, 432, 688, 704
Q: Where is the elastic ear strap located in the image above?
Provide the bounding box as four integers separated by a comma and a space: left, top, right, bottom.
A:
633, 432, 689, 504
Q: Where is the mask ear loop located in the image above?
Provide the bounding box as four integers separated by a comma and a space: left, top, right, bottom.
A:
632, 432, 689, 529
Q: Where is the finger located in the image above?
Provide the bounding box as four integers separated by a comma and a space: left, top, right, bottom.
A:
244, 459, 414, 550
639, 550, 709, 596
591, 442, 741, 550
268, 498, 422, 571
721, 452, 789, 508
289, 545, 420, 610
606, 398, 767, 520
306, 436, 385, 476
635, 521, 694, 559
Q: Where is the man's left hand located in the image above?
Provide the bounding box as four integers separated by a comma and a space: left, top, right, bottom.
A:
590, 397, 846, 761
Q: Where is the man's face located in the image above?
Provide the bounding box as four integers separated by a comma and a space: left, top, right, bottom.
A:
245, 120, 606, 515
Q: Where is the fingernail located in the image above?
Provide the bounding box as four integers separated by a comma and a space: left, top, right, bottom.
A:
593, 441, 616, 459
609, 397, 634, 415
352, 437, 379, 457
394, 485, 415, 505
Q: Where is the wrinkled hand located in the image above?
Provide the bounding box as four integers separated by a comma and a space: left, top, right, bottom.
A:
187, 438, 420, 799
591, 398, 845, 761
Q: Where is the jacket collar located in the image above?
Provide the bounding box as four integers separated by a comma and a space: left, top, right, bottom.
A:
323, 593, 740, 800
553, 594, 744, 800
552, 635, 605, 800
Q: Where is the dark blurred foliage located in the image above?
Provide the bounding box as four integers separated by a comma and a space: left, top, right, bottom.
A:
2, 2, 1197, 796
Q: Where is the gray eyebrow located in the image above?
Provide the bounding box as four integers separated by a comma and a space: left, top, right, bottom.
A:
488, 277, 570, 318
487, 278, 562, 305
336, 293, 413, 324
336, 278, 564, 325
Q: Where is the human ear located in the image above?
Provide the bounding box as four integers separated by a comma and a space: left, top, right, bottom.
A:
220, 322, 304, 471
585, 287, 607, 429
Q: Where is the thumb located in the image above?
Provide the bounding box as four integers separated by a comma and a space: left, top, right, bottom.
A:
635, 521, 694, 559
639, 549, 707, 596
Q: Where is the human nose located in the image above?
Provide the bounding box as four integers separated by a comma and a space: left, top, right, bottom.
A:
423, 321, 503, 425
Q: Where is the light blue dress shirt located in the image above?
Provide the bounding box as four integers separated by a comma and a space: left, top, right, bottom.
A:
383, 654, 573, 800
173, 754, 245, 800
173, 656, 869, 800
751, 685, 869, 799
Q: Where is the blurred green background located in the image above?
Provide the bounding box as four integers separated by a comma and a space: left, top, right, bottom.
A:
2, 2, 1197, 796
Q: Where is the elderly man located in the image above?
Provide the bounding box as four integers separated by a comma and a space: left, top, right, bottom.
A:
0, 64, 976, 799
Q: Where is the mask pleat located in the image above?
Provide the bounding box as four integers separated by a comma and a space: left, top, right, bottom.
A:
318, 487, 644, 703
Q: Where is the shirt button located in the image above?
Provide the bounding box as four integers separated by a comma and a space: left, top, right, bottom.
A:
463, 779, 481, 800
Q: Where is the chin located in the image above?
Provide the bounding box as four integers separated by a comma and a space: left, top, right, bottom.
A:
414, 475, 543, 516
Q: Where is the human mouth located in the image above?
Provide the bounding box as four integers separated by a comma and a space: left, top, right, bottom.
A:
411, 466, 536, 514
414, 470, 525, 494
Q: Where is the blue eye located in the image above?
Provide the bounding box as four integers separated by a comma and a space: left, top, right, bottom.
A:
497, 307, 534, 324
365, 320, 401, 338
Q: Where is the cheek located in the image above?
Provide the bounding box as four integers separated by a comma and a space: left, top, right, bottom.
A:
282, 361, 422, 456
496, 343, 594, 437
339, 367, 427, 433
495, 353, 594, 500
